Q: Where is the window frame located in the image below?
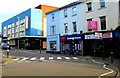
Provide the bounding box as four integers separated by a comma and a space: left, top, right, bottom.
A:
100, 16, 106, 30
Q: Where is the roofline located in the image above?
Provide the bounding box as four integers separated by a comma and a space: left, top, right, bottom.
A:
46, 0, 83, 15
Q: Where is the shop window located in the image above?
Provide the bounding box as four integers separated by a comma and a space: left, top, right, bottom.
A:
64, 23, 68, 33
87, 2, 92, 12
64, 9, 67, 18
100, 0, 105, 8
72, 7, 77, 16
73, 22, 77, 32
87, 18, 92, 31
50, 41, 56, 50
100, 16, 106, 30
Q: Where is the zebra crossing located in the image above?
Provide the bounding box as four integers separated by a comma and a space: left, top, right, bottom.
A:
12, 56, 79, 62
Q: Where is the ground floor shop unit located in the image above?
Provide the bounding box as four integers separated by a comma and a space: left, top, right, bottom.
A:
60, 34, 83, 55
83, 30, 120, 59
2, 37, 46, 50
47, 34, 60, 53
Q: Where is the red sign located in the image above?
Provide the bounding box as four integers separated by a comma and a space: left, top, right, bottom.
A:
102, 33, 112, 38
88, 21, 98, 30
60, 36, 66, 41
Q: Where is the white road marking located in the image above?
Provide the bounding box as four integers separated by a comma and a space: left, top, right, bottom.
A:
21, 58, 29, 61
13, 58, 20, 61
65, 57, 70, 60
57, 57, 62, 60
98, 64, 114, 78
30, 57, 37, 61
40, 57, 45, 60
92, 60, 114, 78
73, 57, 78, 60
49, 57, 53, 60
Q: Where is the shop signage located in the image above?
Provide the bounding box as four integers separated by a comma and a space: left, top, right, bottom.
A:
67, 36, 82, 41
114, 30, 120, 38
85, 34, 95, 39
60, 35, 82, 41
88, 21, 98, 30
60, 36, 66, 41
102, 32, 112, 38
95, 33, 102, 39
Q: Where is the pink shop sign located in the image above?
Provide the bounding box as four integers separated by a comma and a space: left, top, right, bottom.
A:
88, 21, 98, 30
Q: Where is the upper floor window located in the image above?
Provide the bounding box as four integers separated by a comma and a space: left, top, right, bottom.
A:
87, 2, 92, 12
64, 23, 68, 33
87, 18, 92, 31
73, 22, 77, 32
64, 9, 67, 18
100, 0, 105, 8
100, 16, 106, 30
51, 26, 55, 35
72, 7, 77, 16
52, 14, 54, 20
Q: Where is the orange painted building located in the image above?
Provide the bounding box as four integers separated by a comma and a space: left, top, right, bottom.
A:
35, 5, 59, 37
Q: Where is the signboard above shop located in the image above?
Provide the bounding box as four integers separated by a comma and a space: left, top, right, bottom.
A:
85, 32, 113, 39
102, 32, 112, 38
60, 34, 82, 41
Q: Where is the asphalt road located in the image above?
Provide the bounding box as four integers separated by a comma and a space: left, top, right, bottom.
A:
1, 49, 118, 78
2, 60, 114, 77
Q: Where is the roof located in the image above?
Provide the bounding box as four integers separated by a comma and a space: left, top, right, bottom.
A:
46, 0, 83, 15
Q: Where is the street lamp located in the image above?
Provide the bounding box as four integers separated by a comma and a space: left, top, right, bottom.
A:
16, 17, 20, 49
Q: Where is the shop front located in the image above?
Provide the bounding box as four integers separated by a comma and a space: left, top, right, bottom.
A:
60, 34, 83, 54
83, 31, 113, 57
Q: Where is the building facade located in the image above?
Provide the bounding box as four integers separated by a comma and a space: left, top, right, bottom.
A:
2, 5, 58, 50
46, 0, 120, 58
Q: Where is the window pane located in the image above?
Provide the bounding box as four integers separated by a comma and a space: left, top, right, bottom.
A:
100, 16, 106, 30
73, 22, 77, 32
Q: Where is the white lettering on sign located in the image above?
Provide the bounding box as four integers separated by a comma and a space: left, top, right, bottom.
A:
67, 37, 81, 40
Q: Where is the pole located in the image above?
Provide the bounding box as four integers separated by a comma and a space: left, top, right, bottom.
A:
39, 40, 41, 54
17, 17, 20, 49
94, 49, 96, 58
7, 42, 10, 58
111, 52, 113, 63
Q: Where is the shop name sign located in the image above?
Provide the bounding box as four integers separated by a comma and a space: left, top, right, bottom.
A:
102, 33, 112, 38
95, 33, 102, 39
85, 34, 95, 39
67, 37, 82, 40
88, 21, 98, 30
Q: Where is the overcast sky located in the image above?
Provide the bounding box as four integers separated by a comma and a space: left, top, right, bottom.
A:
0, 0, 77, 32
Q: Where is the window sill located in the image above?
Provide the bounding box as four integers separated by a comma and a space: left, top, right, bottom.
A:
72, 14, 77, 16
86, 10, 93, 13
98, 7, 106, 10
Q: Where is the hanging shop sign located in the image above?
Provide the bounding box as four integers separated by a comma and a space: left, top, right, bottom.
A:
114, 30, 120, 38
102, 32, 112, 38
88, 21, 98, 30
85, 34, 95, 39
95, 33, 102, 39
60, 34, 82, 41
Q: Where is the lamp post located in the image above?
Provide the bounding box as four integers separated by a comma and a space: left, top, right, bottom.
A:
16, 17, 20, 49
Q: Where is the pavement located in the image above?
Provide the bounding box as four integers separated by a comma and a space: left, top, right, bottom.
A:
1, 49, 120, 78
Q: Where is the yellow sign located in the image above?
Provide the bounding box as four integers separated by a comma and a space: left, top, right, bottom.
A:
7, 38, 10, 41
72, 38, 75, 40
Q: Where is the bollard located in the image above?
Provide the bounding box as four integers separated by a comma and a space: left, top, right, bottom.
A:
7, 49, 9, 58
111, 52, 113, 63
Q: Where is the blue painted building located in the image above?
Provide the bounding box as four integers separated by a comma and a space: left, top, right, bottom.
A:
2, 8, 46, 49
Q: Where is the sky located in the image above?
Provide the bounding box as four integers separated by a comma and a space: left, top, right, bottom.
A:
0, 0, 77, 32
